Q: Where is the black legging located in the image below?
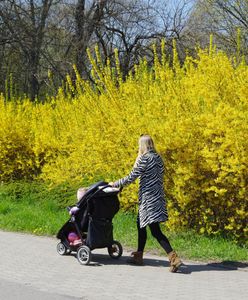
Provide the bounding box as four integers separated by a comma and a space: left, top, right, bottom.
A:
137, 216, 173, 254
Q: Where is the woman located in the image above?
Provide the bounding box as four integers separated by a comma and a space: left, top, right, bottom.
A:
109, 135, 182, 272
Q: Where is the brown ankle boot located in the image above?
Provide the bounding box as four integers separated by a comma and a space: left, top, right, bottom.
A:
168, 251, 182, 273
127, 251, 144, 265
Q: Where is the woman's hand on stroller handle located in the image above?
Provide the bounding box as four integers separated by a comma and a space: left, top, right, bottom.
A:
96, 183, 121, 193
107, 182, 123, 192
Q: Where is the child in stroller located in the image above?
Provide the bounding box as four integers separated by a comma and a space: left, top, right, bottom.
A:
56, 181, 123, 265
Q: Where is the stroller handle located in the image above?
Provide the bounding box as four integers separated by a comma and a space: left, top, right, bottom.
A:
98, 184, 121, 193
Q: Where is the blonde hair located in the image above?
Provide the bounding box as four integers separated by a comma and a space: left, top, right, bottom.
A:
138, 135, 155, 155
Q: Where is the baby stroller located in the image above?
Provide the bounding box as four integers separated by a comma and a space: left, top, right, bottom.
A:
56, 181, 123, 265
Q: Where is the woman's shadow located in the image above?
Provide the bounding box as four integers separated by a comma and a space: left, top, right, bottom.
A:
73, 253, 248, 274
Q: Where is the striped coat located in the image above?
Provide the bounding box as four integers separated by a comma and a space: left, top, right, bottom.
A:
114, 150, 168, 228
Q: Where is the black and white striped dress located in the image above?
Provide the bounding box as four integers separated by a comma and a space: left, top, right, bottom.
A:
114, 150, 168, 228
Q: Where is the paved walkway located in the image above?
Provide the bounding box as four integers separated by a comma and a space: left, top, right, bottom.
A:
0, 230, 247, 300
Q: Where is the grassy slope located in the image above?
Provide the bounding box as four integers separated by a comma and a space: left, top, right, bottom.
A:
0, 181, 247, 262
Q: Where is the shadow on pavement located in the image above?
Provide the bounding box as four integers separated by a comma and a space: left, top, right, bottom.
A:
72, 253, 248, 273
178, 261, 248, 274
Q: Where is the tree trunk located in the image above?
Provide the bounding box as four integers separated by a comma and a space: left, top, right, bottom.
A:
75, 0, 106, 78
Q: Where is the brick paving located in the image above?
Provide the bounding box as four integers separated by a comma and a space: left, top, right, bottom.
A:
0, 230, 247, 300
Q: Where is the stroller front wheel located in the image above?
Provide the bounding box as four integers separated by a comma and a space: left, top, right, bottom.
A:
77, 245, 92, 265
57, 242, 68, 255
108, 241, 123, 259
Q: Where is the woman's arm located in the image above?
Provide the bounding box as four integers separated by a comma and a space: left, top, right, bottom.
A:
112, 155, 147, 188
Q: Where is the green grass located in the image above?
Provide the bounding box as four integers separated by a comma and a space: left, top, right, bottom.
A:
0, 181, 247, 262
0, 181, 76, 235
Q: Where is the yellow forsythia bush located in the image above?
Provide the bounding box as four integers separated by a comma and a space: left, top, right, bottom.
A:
0, 43, 247, 241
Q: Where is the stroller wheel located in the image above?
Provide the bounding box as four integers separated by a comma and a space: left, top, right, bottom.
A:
77, 246, 92, 265
57, 242, 67, 255
108, 241, 123, 259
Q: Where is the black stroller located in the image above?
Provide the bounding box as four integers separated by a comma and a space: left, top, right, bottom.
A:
56, 181, 123, 265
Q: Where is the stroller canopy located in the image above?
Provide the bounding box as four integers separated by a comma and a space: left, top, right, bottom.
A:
78, 181, 120, 219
